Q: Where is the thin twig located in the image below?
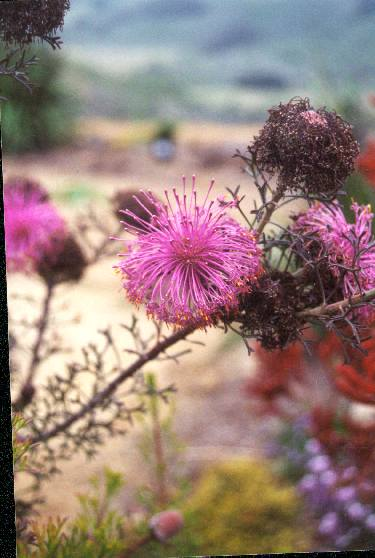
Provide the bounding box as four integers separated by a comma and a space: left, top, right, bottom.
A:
256, 191, 284, 235
13, 283, 55, 412
298, 287, 375, 319
31, 324, 196, 445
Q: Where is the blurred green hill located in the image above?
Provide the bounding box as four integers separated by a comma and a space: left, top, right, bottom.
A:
59, 0, 375, 121
5, 0, 375, 123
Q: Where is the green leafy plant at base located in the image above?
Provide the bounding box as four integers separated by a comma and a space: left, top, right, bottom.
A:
12, 414, 31, 473
1, 45, 75, 153
17, 468, 126, 558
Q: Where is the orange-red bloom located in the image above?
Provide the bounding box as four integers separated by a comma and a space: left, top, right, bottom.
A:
334, 337, 375, 405
244, 342, 304, 414
357, 139, 375, 187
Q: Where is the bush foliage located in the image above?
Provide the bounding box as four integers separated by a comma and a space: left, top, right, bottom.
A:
185, 459, 311, 555
17, 468, 126, 558
1, 46, 75, 153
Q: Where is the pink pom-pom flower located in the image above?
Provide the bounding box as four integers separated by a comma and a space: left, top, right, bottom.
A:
115, 176, 263, 327
4, 181, 66, 273
293, 201, 375, 322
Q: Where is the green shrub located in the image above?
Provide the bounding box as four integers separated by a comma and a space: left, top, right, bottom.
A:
185, 458, 311, 555
1, 46, 75, 153
12, 414, 31, 472
133, 458, 311, 557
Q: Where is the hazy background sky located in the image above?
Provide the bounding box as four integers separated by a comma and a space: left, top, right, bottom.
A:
26, 0, 375, 122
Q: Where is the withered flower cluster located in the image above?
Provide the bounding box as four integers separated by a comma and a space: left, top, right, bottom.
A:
0, 0, 70, 48
221, 98, 374, 352
248, 97, 360, 199
37, 234, 87, 286
111, 188, 157, 231
229, 271, 304, 350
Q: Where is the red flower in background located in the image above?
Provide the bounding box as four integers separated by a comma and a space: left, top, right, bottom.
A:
357, 139, 375, 187
315, 332, 343, 366
244, 342, 305, 415
334, 337, 375, 405
246, 322, 375, 418
310, 406, 375, 478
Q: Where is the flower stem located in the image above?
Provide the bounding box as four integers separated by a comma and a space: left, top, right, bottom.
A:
256, 191, 283, 235
298, 287, 375, 319
31, 324, 196, 445
13, 282, 55, 412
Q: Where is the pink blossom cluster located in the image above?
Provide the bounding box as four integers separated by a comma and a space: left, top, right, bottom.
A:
4, 181, 66, 273
115, 176, 263, 327
294, 201, 375, 321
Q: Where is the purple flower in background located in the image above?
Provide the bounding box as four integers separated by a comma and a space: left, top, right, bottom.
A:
341, 466, 358, 482
319, 512, 340, 536
346, 502, 368, 522
4, 182, 66, 273
365, 514, 375, 532
305, 438, 322, 455
115, 176, 263, 327
278, 420, 375, 551
307, 454, 331, 474
320, 470, 337, 487
293, 413, 311, 432
298, 474, 317, 493
335, 486, 357, 504
293, 201, 375, 322
335, 527, 360, 549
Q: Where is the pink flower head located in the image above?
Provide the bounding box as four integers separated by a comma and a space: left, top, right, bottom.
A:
149, 510, 184, 541
300, 110, 328, 127
4, 182, 66, 273
115, 176, 263, 327
293, 201, 375, 321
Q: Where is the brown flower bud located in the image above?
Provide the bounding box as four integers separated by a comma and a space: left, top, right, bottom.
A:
111, 188, 158, 231
37, 234, 87, 286
149, 510, 184, 542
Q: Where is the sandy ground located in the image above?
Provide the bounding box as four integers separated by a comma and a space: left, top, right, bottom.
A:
6, 120, 304, 519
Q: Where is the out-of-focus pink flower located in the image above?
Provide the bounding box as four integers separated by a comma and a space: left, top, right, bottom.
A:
149, 510, 184, 541
4, 182, 66, 273
115, 176, 263, 327
293, 201, 375, 322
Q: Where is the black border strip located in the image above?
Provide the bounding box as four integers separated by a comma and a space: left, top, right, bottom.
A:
0, 117, 16, 556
